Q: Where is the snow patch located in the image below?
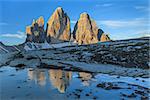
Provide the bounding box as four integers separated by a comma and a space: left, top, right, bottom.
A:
24, 42, 77, 51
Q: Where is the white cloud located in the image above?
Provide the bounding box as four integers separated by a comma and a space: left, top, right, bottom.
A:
71, 20, 77, 24
0, 31, 26, 39
135, 30, 150, 37
96, 18, 149, 40
96, 3, 113, 7
0, 22, 8, 26
101, 3, 113, 7
135, 6, 149, 11
143, 34, 150, 37
98, 18, 149, 29
109, 29, 150, 40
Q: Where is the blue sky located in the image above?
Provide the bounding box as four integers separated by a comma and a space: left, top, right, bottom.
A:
0, 0, 149, 45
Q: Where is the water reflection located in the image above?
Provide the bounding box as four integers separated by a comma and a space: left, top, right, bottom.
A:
27, 68, 92, 93
49, 69, 72, 93
78, 72, 92, 86
28, 68, 46, 86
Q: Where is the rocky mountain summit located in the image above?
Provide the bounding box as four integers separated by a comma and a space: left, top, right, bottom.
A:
26, 16, 46, 43
46, 7, 71, 41
25, 7, 110, 44
73, 13, 110, 44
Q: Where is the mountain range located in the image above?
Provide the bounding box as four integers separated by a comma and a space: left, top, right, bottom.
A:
0, 7, 149, 77
25, 7, 110, 44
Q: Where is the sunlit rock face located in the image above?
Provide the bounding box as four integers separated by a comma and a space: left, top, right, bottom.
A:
26, 26, 32, 42
36, 16, 44, 26
46, 7, 71, 41
25, 7, 110, 44
26, 16, 46, 43
100, 33, 110, 42
97, 29, 110, 42
48, 69, 72, 93
73, 13, 110, 44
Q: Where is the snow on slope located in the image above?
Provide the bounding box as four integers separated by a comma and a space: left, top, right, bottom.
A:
24, 42, 77, 51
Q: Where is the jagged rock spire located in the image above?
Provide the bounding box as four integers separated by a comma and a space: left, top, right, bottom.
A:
25, 16, 46, 43
73, 12, 110, 44
36, 16, 44, 26
25, 7, 110, 44
46, 7, 71, 41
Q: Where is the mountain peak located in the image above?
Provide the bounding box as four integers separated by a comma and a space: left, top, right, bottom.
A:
46, 7, 71, 41
54, 7, 64, 16
80, 12, 90, 19
80, 12, 89, 18
56, 7, 63, 11
25, 7, 110, 44
26, 16, 46, 43
36, 16, 44, 26
73, 13, 110, 44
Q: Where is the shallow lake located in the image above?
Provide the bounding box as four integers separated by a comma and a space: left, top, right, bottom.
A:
0, 66, 149, 100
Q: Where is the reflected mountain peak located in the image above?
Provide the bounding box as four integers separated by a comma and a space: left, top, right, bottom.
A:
28, 68, 46, 86
48, 69, 72, 93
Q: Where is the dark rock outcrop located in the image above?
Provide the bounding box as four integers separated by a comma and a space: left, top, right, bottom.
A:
26, 16, 46, 43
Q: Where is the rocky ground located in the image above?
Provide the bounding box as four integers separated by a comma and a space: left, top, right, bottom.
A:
0, 37, 149, 78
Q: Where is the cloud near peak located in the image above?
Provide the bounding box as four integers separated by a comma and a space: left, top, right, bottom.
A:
135, 5, 149, 11
71, 20, 77, 24
96, 3, 113, 7
0, 22, 8, 26
0, 31, 26, 39
97, 18, 149, 29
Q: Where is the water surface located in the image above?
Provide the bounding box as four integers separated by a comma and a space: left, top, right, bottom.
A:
0, 66, 149, 100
